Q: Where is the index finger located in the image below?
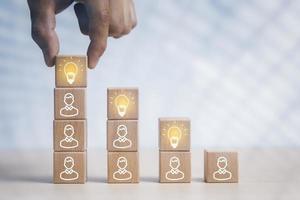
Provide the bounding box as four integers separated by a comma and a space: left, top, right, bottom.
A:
27, 0, 59, 67
85, 0, 110, 69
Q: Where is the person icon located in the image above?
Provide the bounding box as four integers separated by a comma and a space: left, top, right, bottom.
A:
213, 156, 232, 181
59, 93, 79, 117
59, 124, 79, 149
112, 125, 132, 149
113, 156, 132, 181
59, 156, 79, 181
165, 156, 185, 181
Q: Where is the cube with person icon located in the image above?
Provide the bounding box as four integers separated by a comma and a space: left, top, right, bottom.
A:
159, 118, 190, 151
55, 56, 87, 88
53, 120, 86, 152
53, 151, 86, 184
107, 152, 139, 183
107, 120, 138, 152
107, 88, 138, 120
159, 151, 191, 183
54, 88, 86, 120
204, 150, 239, 183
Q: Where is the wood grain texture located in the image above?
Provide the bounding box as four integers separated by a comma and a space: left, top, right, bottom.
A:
204, 150, 239, 183
107, 88, 138, 120
107, 120, 138, 152
53, 151, 86, 184
2, 149, 300, 199
53, 120, 86, 152
159, 118, 190, 151
54, 88, 86, 120
159, 151, 191, 183
55, 55, 87, 88
107, 152, 139, 183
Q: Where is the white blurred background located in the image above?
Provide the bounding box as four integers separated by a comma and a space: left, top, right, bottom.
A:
0, 0, 299, 149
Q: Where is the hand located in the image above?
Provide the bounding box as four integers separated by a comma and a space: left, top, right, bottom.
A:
28, 0, 137, 69
74, 0, 137, 68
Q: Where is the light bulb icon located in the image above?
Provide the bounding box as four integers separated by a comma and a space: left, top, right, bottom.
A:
114, 95, 129, 117
167, 126, 182, 149
64, 62, 78, 84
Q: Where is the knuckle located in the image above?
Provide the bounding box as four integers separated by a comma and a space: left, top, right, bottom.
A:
110, 25, 124, 37
122, 27, 131, 35
31, 25, 48, 41
95, 42, 107, 55
99, 9, 110, 24
132, 20, 137, 28
113, 28, 124, 36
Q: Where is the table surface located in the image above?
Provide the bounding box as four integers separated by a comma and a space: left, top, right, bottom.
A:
0, 149, 299, 200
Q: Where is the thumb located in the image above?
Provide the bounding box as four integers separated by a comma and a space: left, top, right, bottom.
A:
74, 2, 89, 35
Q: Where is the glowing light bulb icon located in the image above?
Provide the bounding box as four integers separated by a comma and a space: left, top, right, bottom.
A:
115, 95, 129, 117
167, 126, 182, 149
64, 62, 78, 84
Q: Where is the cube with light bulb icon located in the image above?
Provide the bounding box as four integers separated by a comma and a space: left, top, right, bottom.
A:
55, 56, 87, 88
107, 88, 138, 120
159, 118, 190, 151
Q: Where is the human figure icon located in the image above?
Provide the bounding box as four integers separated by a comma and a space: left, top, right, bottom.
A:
59, 93, 79, 117
213, 156, 232, 181
165, 156, 185, 181
59, 156, 79, 181
59, 124, 79, 149
113, 156, 132, 181
112, 125, 132, 149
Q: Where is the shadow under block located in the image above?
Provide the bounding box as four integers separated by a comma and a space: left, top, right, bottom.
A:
54, 88, 86, 120
107, 152, 139, 183
53, 151, 86, 184
107, 88, 138, 120
159, 151, 191, 183
159, 118, 190, 151
204, 150, 239, 183
107, 120, 138, 152
55, 55, 87, 88
53, 120, 86, 152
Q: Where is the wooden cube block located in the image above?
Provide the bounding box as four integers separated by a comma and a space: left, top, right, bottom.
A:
107, 88, 138, 120
107, 152, 139, 183
107, 120, 138, 152
159, 151, 191, 183
53, 151, 86, 184
55, 55, 87, 88
159, 118, 190, 151
53, 120, 86, 152
204, 150, 239, 183
54, 88, 86, 120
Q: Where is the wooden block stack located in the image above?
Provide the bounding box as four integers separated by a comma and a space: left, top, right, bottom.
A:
204, 150, 239, 183
53, 56, 87, 184
159, 118, 191, 183
107, 88, 139, 183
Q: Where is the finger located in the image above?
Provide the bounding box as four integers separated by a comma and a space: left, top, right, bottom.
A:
121, 1, 132, 35
129, 0, 137, 29
54, 0, 74, 14
28, 0, 59, 67
109, 0, 129, 38
74, 3, 89, 35
85, 0, 110, 69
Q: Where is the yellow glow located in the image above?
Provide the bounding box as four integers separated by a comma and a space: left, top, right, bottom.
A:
167, 126, 182, 148
64, 62, 78, 84
115, 95, 129, 117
